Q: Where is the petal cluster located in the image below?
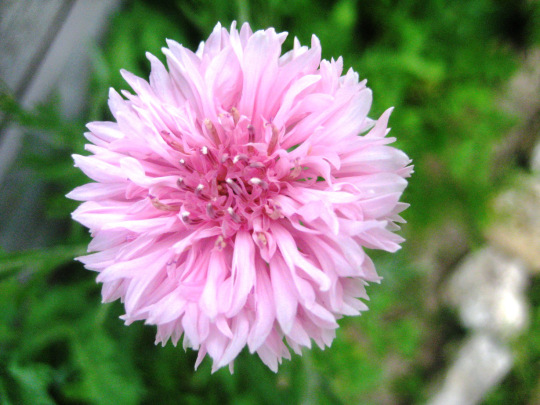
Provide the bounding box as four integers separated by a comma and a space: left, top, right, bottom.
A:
69, 22, 412, 372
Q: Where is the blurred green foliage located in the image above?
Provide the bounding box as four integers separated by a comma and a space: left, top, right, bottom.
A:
0, 0, 539, 403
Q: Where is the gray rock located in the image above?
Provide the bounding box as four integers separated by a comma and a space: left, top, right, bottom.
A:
446, 247, 529, 340
428, 333, 513, 405
487, 177, 540, 273
531, 140, 540, 175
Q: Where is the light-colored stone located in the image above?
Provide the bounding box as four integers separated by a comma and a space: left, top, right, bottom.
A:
501, 47, 540, 120
530, 141, 540, 175
428, 333, 513, 405
487, 177, 540, 272
446, 247, 529, 339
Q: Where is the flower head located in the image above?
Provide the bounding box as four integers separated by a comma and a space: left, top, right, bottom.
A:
69, 22, 412, 372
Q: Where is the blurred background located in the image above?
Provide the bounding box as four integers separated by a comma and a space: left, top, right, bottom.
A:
0, 0, 539, 404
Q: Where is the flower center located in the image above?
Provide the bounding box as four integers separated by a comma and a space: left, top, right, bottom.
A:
177, 146, 275, 223
156, 110, 291, 236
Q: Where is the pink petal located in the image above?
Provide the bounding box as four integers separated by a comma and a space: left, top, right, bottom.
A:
227, 230, 256, 316
269, 254, 297, 334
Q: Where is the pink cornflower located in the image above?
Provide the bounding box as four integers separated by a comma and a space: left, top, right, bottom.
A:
68, 22, 411, 372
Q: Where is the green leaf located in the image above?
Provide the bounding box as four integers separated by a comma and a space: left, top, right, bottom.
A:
7, 363, 55, 405
0, 245, 86, 280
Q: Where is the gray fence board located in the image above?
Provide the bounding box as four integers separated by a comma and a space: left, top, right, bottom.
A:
0, 0, 121, 250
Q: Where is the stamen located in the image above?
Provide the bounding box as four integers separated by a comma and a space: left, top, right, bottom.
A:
181, 211, 202, 225
231, 107, 240, 125
226, 178, 243, 195
233, 154, 249, 164
268, 123, 280, 154
201, 146, 218, 165
160, 130, 185, 152
151, 197, 179, 212
176, 177, 194, 193
249, 177, 268, 189
289, 165, 302, 179
177, 177, 193, 192
257, 232, 268, 246
215, 235, 227, 250
265, 203, 283, 220
249, 161, 265, 169
221, 153, 230, 163
195, 184, 205, 198
227, 207, 243, 223
204, 118, 220, 145
206, 203, 217, 219
179, 159, 193, 173
247, 125, 255, 143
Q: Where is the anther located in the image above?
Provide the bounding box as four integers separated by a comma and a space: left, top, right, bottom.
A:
249, 177, 268, 189
215, 235, 227, 250
206, 203, 216, 219
151, 197, 179, 212
227, 207, 243, 223
257, 232, 268, 246
249, 161, 265, 169
231, 107, 240, 125
181, 211, 202, 225
201, 146, 218, 165
177, 177, 194, 192
160, 130, 184, 152
226, 178, 243, 195
289, 165, 302, 179
247, 125, 255, 143
265, 203, 283, 220
233, 154, 249, 164
204, 118, 220, 146
195, 184, 205, 197
268, 123, 280, 154
179, 159, 193, 173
